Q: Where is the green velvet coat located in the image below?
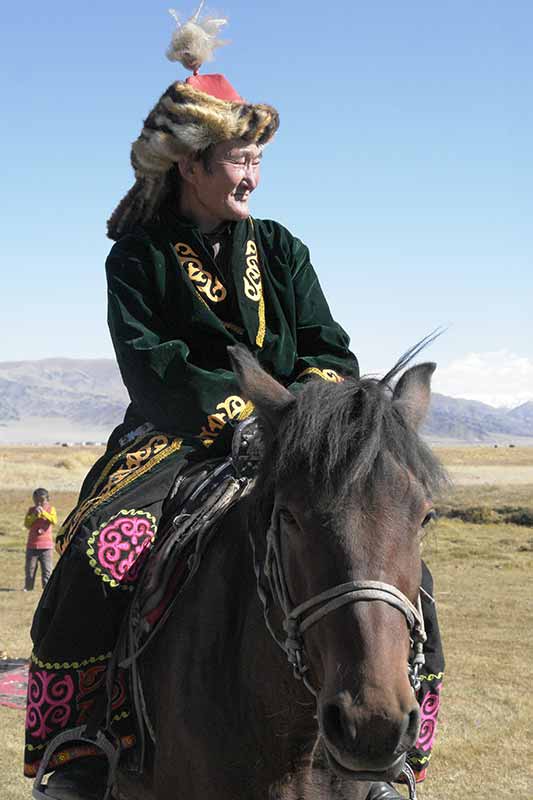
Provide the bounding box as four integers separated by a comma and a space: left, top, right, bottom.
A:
106, 210, 359, 453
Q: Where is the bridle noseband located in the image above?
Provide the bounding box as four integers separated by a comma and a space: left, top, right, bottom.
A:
260, 514, 427, 698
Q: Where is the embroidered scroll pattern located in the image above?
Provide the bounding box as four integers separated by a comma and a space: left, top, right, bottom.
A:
199, 394, 254, 448
296, 367, 344, 383
175, 242, 227, 303
86, 509, 157, 590
57, 435, 182, 552
243, 240, 265, 347
413, 686, 441, 759
26, 670, 75, 741
26, 656, 129, 745
98, 435, 170, 495
25, 652, 133, 774
408, 678, 444, 771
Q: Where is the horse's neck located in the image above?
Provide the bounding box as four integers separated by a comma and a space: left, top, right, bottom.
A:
146, 506, 371, 799
197, 513, 370, 800
148, 506, 316, 788
197, 506, 317, 736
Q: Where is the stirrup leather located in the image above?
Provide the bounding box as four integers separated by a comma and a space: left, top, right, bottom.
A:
401, 763, 418, 799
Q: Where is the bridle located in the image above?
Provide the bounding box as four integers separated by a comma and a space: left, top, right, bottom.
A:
234, 415, 427, 698
237, 415, 425, 797
257, 512, 427, 698
251, 511, 426, 798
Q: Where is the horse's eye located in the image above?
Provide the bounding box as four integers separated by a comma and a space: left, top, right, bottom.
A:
421, 510, 437, 528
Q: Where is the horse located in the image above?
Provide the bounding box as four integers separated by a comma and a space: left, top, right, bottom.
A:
114, 342, 447, 800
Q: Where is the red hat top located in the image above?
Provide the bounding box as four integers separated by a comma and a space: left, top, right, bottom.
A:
185, 73, 243, 102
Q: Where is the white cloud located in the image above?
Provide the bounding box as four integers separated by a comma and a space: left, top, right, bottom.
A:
432, 350, 533, 408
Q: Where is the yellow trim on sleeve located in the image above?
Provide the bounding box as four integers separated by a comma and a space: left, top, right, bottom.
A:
296, 367, 344, 383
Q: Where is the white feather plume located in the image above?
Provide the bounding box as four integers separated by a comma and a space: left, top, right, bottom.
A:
166, 3, 229, 72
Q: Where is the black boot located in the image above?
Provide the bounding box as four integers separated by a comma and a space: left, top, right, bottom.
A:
366, 783, 405, 800
44, 757, 108, 800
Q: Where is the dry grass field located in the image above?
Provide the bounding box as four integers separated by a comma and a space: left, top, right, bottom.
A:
1, 445, 532, 799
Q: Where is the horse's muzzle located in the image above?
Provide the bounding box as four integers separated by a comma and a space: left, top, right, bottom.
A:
318, 690, 420, 777
323, 746, 407, 783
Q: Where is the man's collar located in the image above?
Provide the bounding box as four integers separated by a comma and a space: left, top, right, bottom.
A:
202, 221, 233, 245
160, 205, 236, 242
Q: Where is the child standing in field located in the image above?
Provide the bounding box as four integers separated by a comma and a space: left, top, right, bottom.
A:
23, 488, 57, 591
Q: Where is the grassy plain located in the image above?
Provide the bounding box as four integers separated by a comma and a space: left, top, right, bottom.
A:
0, 445, 532, 799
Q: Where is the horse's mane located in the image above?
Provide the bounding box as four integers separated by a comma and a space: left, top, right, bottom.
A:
268, 336, 448, 504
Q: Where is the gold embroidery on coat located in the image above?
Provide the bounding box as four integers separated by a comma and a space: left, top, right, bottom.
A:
175, 242, 227, 303
199, 394, 249, 447
244, 240, 266, 347
57, 436, 182, 550
244, 241, 261, 301
100, 435, 170, 494
296, 367, 344, 383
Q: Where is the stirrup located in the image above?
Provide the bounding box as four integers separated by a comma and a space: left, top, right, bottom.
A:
32, 725, 120, 800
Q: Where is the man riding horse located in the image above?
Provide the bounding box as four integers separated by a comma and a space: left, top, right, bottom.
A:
24, 7, 444, 799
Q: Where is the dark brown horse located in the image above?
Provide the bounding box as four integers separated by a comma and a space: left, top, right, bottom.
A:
116, 343, 446, 800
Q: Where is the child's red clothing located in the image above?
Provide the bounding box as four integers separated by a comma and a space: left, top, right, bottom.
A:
24, 503, 57, 549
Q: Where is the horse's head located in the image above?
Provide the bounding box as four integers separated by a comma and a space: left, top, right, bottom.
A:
229, 344, 447, 782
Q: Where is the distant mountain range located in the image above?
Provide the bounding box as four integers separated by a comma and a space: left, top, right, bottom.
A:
0, 358, 532, 444
0, 359, 128, 443
422, 393, 533, 444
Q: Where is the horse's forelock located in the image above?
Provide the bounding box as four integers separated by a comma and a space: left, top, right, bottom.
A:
269, 376, 446, 504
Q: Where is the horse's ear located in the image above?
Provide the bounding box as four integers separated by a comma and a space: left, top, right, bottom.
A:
392, 362, 436, 431
228, 345, 295, 430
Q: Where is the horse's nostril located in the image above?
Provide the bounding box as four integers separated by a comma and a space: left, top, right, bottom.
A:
322, 700, 357, 751
403, 706, 421, 747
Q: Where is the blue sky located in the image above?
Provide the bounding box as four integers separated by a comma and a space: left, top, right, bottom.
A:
1, 0, 531, 406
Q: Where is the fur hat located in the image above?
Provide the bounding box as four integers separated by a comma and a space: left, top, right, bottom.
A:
107, 5, 279, 240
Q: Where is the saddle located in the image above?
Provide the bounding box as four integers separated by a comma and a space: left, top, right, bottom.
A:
32, 418, 261, 800
116, 415, 261, 769
133, 416, 261, 641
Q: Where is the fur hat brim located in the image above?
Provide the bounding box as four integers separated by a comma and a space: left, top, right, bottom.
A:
107, 81, 279, 240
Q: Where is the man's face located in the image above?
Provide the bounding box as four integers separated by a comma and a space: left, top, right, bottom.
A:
186, 140, 262, 225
